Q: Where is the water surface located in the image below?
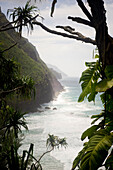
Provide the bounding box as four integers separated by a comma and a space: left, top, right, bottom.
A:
21, 77, 102, 170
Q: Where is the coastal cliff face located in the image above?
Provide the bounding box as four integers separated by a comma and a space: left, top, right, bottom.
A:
0, 11, 63, 112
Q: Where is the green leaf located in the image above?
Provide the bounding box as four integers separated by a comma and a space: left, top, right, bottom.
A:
80, 130, 113, 170
105, 65, 113, 79
72, 142, 88, 170
95, 54, 99, 59
105, 150, 113, 169
78, 61, 100, 102
88, 82, 97, 102
91, 112, 104, 124
81, 125, 100, 141
24, 143, 34, 169
96, 78, 113, 92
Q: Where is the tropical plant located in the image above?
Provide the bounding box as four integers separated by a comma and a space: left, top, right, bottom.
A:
78, 55, 101, 102
0, 69, 34, 170
2, 0, 113, 169
0, 50, 35, 99
7, 0, 39, 36
34, 134, 68, 169
0, 2, 67, 169
72, 54, 113, 170
0, 44, 35, 169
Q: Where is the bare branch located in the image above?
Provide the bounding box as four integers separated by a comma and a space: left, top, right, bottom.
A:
68, 16, 94, 28
56, 25, 82, 36
0, 14, 39, 32
56, 25, 95, 44
0, 86, 23, 95
1, 43, 17, 53
0, 20, 16, 29
76, 0, 92, 21
50, 0, 57, 17
32, 21, 96, 45
38, 148, 53, 162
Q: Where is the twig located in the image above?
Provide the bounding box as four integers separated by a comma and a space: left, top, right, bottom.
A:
1, 43, 17, 53
38, 148, 53, 162
0, 86, 23, 95
68, 16, 93, 28
76, 0, 92, 21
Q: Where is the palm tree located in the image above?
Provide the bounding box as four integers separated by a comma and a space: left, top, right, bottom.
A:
38, 134, 68, 163
7, 0, 39, 36
0, 106, 28, 138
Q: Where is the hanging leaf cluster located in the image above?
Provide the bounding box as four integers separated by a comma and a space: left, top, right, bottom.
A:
72, 53, 113, 170
78, 56, 101, 102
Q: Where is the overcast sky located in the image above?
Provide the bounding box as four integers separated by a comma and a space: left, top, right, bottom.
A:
1, 0, 113, 77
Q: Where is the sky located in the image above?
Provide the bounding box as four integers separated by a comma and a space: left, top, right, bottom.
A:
0, 0, 113, 77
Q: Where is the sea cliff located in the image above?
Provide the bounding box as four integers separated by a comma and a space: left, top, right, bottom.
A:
0, 11, 63, 112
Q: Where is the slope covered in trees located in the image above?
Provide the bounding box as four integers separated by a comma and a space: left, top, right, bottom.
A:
0, 10, 63, 112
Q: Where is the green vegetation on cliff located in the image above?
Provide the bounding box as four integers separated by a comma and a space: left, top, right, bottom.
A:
0, 11, 63, 112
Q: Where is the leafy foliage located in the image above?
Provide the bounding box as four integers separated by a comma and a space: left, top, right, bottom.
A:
0, 17, 35, 168
7, 0, 38, 36
46, 134, 68, 149
0, 52, 35, 99
72, 53, 113, 170
72, 129, 113, 170
79, 130, 113, 170
0, 1, 68, 169
96, 78, 113, 92
78, 58, 101, 102
0, 102, 29, 169
81, 125, 100, 141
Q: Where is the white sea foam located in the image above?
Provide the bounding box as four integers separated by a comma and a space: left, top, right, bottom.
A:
21, 77, 103, 170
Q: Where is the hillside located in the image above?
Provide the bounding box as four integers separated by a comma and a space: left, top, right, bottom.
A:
47, 64, 68, 79
0, 11, 63, 112
49, 68, 62, 79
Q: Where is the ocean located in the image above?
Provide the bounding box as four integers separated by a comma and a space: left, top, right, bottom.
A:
21, 77, 102, 170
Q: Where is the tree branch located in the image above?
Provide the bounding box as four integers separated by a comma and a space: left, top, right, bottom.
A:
0, 86, 23, 95
68, 16, 94, 28
76, 0, 92, 21
1, 43, 17, 53
0, 14, 39, 32
50, 0, 57, 17
56, 25, 82, 36
56, 25, 95, 44
38, 148, 53, 162
32, 21, 96, 45
0, 20, 16, 29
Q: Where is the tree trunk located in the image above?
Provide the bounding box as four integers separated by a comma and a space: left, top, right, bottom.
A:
87, 0, 113, 70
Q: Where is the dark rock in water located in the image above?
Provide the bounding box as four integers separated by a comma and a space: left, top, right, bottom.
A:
37, 109, 44, 113
53, 107, 57, 110
45, 106, 51, 109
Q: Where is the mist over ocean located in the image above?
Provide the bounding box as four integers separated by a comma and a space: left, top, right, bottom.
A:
21, 77, 102, 170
